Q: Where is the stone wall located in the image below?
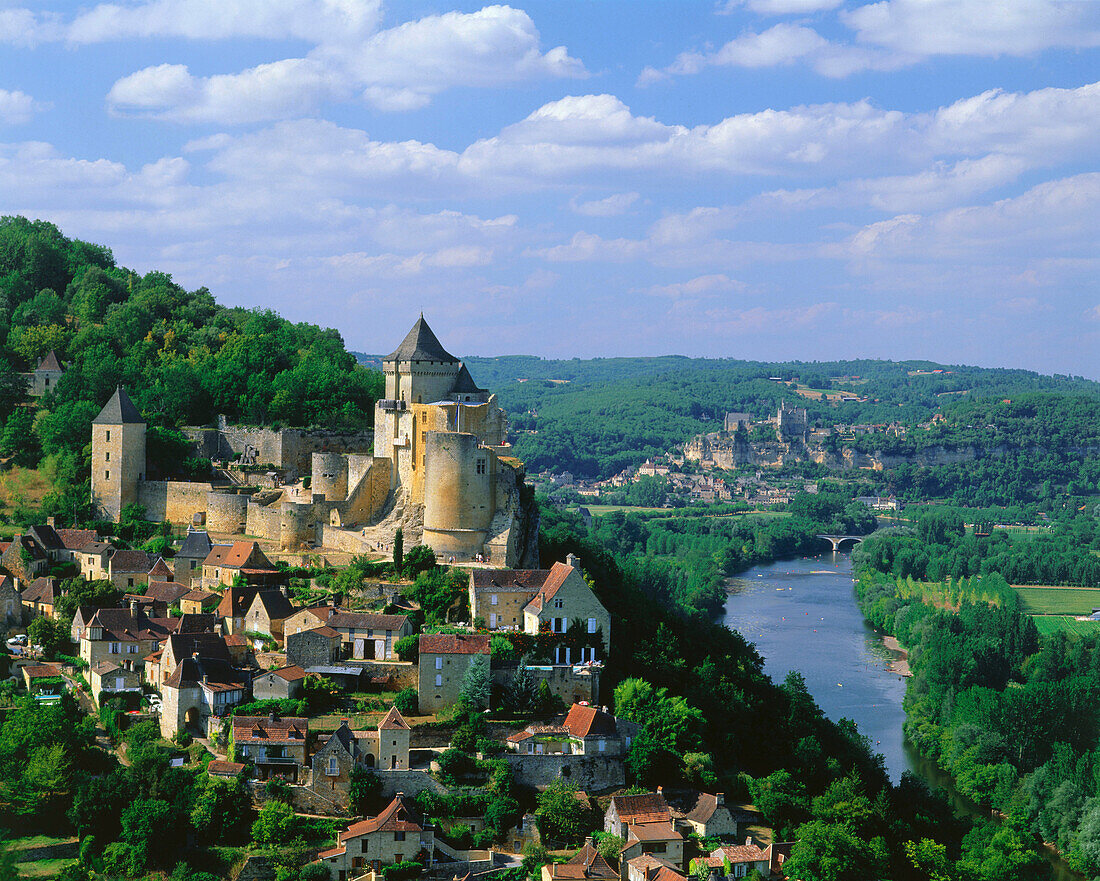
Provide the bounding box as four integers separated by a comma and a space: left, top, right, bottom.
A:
246, 501, 281, 541
206, 491, 250, 533
375, 769, 449, 798
136, 480, 214, 524
183, 425, 374, 480
501, 753, 624, 791
491, 664, 601, 707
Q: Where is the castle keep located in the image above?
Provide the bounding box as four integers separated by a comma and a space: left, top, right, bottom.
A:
91, 317, 539, 567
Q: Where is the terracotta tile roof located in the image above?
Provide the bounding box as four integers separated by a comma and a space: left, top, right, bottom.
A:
109, 549, 152, 574
470, 568, 551, 593
203, 544, 236, 567
610, 793, 671, 826
224, 634, 248, 647
232, 715, 308, 743
92, 660, 125, 675
86, 608, 175, 642
681, 793, 722, 825
145, 581, 190, 605
524, 561, 575, 614
564, 704, 617, 739
418, 632, 490, 655
712, 842, 770, 865
626, 822, 680, 843
340, 794, 424, 839
547, 841, 617, 880
296, 625, 340, 639
626, 856, 685, 881
378, 706, 410, 730
148, 557, 173, 579
204, 540, 270, 570
273, 665, 308, 682
23, 664, 62, 679
327, 611, 409, 632
217, 585, 260, 618
208, 760, 246, 776
318, 845, 345, 859
37, 350, 63, 372
182, 588, 219, 604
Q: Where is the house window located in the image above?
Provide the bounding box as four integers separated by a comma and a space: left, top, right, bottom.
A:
127, 644, 137, 653
190, 560, 196, 569
328, 756, 338, 776
128, 578, 134, 587
587, 618, 597, 633
109, 643, 121, 654
435, 674, 443, 687
733, 866, 747, 878
476, 459, 486, 475
527, 742, 534, 754
394, 832, 405, 842
598, 739, 605, 753
435, 657, 443, 670
554, 599, 564, 609
490, 594, 498, 605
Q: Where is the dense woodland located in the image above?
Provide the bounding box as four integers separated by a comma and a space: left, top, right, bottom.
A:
0, 217, 383, 525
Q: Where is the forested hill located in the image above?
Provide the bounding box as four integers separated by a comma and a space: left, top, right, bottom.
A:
0, 217, 383, 477
350, 353, 1100, 479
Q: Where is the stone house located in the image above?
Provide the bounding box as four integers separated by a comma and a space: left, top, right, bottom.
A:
25, 350, 64, 397
625, 855, 686, 881
207, 759, 246, 780
542, 837, 618, 881
283, 604, 338, 639
161, 655, 248, 738
80, 541, 114, 581
79, 607, 177, 671
668, 792, 740, 840
180, 589, 220, 614
287, 625, 342, 669
137, 580, 191, 617
175, 528, 213, 586
316, 794, 435, 880
243, 588, 296, 642
253, 665, 308, 700
89, 661, 142, 706
148, 557, 174, 582
146, 631, 232, 686
232, 713, 309, 781
327, 611, 411, 661
22, 576, 61, 620
311, 707, 412, 803
1, 534, 48, 586
202, 540, 281, 589
417, 632, 490, 715
469, 568, 550, 631
507, 704, 634, 758
691, 841, 774, 881
522, 556, 610, 663
216, 584, 262, 635
106, 549, 153, 591
606, 792, 684, 877
22, 663, 64, 694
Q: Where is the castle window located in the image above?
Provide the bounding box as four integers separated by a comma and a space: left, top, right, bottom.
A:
476, 459, 486, 475
327, 756, 338, 776
106, 431, 110, 442
435, 673, 443, 687
105, 451, 110, 462
105, 470, 110, 480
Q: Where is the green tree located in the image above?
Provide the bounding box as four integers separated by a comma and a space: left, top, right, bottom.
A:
120, 798, 175, 873
403, 544, 436, 578
505, 660, 538, 713
394, 687, 418, 716
535, 782, 594, 845
780, 820, 889, 881
27, 616, 64, 657
191, 776, 252, 844
394, 528, 404, 570
252, 799, 297, 846
394, 635, 419, 662
459, 654, 491, 710
349, 765, 382, 816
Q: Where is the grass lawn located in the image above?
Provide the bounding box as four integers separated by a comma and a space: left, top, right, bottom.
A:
1015, 586, 1100, 615
16, 858, 78, 877
8, 836, 73, 851
583, 505, 669, 515
1032, 616, 1100, 637
0, 466, 52, 526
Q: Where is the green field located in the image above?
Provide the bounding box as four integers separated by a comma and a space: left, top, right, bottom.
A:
1032, 616, 1100, 637
1015, 586, 1100, 615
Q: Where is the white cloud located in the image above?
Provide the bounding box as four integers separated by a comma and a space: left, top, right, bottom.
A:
843, 0, 1100, 57
644, 274, 749, 299
570, 192, 640, 216
711, 24, 829, 67
0, 89, 41, 125
719, 0, 843, 14
106, 5, 585, 121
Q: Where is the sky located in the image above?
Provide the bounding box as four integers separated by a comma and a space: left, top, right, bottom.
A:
1, 0, 1099, 375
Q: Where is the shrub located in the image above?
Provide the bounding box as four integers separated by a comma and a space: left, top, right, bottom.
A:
382, 860, 422, 881
394, 636, 419, 663
394, 687, 418, 716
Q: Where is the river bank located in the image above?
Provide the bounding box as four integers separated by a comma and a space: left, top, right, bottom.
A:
881, 634, 911, 676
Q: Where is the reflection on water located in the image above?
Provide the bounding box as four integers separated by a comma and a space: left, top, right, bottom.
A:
722, 552, 913, 781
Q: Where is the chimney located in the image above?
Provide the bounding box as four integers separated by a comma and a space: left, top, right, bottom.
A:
46, 516, 55, 528
192, 652, 200, 660
656, 786, 663, 795
715, 792, 724, 806
280, 585, 288, 598
566, 552, 580, 569
745, 836, 752, 846
129, 599, 139, 615
341, 718, 350, 728
269, 710, 277, 723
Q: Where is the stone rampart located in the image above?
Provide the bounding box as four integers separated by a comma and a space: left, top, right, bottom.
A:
136, 480, 214, 523
375, 769, 449, 798
206, 491, 249, 533
501, 753, 624, 790
246, 501, 281, 541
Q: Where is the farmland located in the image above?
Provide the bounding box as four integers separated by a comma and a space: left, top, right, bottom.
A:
1013, 585, 1100, 615
1031, 616, 1100, 637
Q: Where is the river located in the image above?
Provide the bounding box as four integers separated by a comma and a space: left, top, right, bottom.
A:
723, 551, 1083, 881
721, 552, 913, 780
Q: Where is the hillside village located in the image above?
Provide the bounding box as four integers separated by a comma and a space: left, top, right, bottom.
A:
1, 318, 791, 881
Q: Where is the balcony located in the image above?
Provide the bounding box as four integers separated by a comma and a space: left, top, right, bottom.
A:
378, 399, 408, 412
256, 754, 298, 764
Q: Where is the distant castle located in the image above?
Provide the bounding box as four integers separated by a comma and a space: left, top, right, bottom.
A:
91, 316, 539, 567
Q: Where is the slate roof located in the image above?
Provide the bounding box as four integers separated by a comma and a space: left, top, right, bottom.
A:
165, 656, 246, 690
470, 568, 552, 593
109, 549, 152, 574
85, 608, 177, 642
93, 386, 144, 425
164, 631, 231, 664
340, 794, 424, 840
384, 315, 458, 363
26, 525, 63, 551
249, 590, 295, 621
216, 585, 260, 618
177, 529, 214, 559
82, 541, 113, 556
451, 363, 484, 394
418, 632, 490, 655
327, 611, 408, 632
564, 704, 618, 738
22, 576, 58, 605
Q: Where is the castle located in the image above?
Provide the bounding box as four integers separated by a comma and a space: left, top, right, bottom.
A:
91, 316, 539, 567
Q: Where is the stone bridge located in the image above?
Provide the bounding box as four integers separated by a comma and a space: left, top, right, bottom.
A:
816, 534, 865, 551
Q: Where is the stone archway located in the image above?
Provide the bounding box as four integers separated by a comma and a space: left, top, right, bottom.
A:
184, 706, 201, 732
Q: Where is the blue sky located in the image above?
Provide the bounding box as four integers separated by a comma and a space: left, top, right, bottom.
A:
1, 1, 1099, 375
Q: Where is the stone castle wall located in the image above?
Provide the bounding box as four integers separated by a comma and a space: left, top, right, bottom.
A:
182, 425, 373, 479
136, 480, 212, 524
501, 753, 624, 791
